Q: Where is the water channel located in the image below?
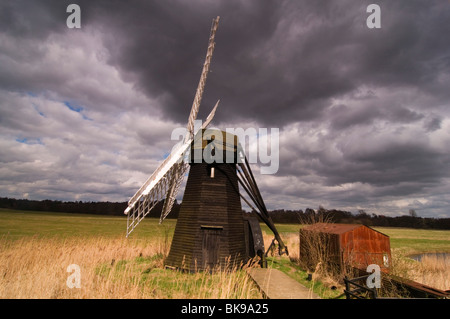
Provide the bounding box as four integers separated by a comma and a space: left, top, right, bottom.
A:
408, 252, 450, 265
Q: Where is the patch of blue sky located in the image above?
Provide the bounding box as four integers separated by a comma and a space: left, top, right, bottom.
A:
16, 137, 44, 145
63, 101, 93, 121
64, 101, 84, 113
81, 113, 93, 121
100, 161, 115, 167
32, 104, 45, 117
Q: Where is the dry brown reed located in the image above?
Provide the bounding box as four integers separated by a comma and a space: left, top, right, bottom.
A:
389, 250, 449, 291
0, 235, 261, 299
294, 213, 352, 290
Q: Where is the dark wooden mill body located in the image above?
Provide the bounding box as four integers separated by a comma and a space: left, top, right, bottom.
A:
165, 130, 263, 271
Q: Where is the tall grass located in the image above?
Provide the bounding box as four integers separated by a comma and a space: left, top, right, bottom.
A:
389, 250, 449, 291
0, 235, 261, 299
413, 254, 449, 291
292, 214, 354, 291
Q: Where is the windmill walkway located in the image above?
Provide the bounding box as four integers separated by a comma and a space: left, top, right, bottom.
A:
247, 268, 321, 299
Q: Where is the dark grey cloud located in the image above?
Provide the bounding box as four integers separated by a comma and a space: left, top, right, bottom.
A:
2, 1, 449, 123
0, 1, 65, 39
68, 0, 449, 130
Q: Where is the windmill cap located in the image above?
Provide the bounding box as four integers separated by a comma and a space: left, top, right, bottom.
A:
189, 129, 240, 164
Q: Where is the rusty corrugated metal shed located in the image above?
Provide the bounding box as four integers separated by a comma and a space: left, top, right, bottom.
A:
299, 223, 392, 272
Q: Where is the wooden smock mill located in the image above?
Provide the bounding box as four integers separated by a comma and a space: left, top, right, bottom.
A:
123, 16, 288, 272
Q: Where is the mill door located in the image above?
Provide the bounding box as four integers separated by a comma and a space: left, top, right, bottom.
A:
201, 226, 222, 270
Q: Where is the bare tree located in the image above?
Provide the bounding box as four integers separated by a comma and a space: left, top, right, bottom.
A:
409, 209, 418, 218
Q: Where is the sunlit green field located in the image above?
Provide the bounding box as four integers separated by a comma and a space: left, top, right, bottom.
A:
2, 208, 449, 254
373, 227, 450, 254
0, 208, 176, 240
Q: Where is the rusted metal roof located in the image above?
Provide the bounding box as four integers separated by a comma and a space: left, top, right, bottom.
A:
301, 223, 389, 237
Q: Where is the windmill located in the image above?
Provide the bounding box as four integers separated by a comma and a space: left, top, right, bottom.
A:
124, 16, 288, 271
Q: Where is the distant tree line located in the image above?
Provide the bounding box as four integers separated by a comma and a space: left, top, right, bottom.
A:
1, 197, 449, 230
0, 197, 129, 216
0, 197, 181, 219
266, 206, 450, 230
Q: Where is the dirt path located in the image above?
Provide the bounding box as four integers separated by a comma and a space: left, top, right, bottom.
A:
247, 268, 321, 299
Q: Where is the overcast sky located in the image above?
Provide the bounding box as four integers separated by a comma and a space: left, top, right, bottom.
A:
1, 0, 449, 218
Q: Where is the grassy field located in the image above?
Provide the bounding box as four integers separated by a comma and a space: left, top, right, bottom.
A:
0, 208, 175, 239
374, 227, 450, 254
1, 208, 449, 298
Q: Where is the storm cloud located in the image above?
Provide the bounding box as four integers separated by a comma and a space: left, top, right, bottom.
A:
0, 0, 449, 217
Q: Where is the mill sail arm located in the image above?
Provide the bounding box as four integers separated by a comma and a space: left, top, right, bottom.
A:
125, 16, 220, 218
124, 140, 191, 216
186, 16, 220, 140
201, 100, 220, 129
159, 162, 189, 224
236, 148, 288, 256
125, 17, 221, 237
124, 139, 193, 237
135, 17, 220, 226
158, 100, 220, 223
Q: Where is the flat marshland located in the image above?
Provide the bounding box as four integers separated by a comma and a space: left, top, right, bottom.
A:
0, 209, 259, 299
0, 209, 449, 298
